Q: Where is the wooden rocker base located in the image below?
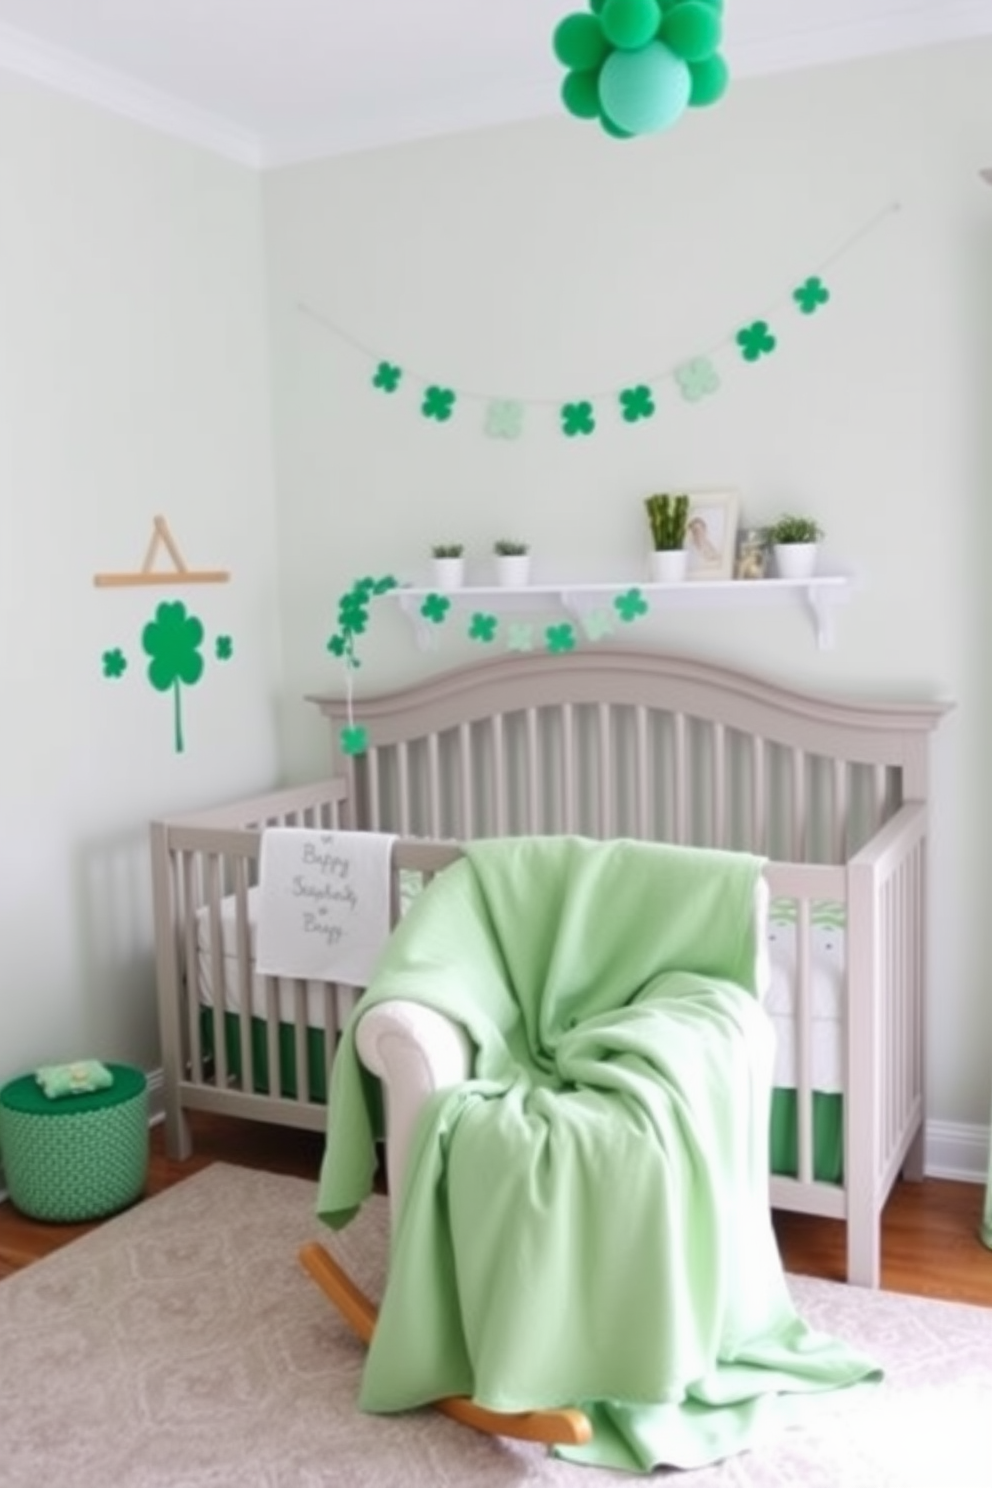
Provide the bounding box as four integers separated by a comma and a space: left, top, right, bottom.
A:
299, 1241, 593, 1448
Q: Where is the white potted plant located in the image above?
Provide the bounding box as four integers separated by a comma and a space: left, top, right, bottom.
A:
644, 493, 689, 582
493, 539, 530, 588
768, 514, 824, 580
430, 542, 465, 591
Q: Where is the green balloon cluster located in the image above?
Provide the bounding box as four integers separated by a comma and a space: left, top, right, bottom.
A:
553, 0, 728, 138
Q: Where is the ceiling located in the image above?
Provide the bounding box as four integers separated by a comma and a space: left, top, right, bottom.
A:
0, 0, 990, 168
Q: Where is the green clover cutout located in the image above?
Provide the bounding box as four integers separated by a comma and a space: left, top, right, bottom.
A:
793, 276, 830, 315
485, 400, 525, 440
372, 362, 402, 393
506, 622, 535, 652
341, 725, 369, 757
619, 385, 656, 423
614, 588, 649, 623
422, 385, 456, 422
327, 634, 349, 659
102, 648, 127, 679
468, 612, 498, 643
561, 401, 596, 437
215, 635, 233, 661
582, 610, 614, 641
371, 575, 399, 596
142, 600, 205, 754
420, 592, 451, 624
737, 321, 777, 361
675, 357, 720, 402
545, 623, 577, 654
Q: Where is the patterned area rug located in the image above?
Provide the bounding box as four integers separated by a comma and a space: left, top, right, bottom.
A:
1, 1162, 990, 1487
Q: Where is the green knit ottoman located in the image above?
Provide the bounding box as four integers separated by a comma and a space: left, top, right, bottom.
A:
0, 1064, 149, 1222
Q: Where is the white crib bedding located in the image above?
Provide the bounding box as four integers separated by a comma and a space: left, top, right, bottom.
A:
194, 887, 845, 1094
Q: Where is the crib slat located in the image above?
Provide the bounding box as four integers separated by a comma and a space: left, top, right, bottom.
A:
459, 723, 473, 838
634, 706, 650, 840
427, 733, 442, 838
525, 708, 540, 832
711, 722, 726, 848
598, 704, 613, 838
794, 896, 814, 1185
791, 748, 807, 861
492, 714, 507, 835
672, 713, 687, 844
562, 704, 577, 833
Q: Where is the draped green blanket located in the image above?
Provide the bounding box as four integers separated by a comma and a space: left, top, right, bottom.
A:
317, 837, 879, 1472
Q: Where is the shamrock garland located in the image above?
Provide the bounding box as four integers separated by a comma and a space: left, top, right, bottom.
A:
299, 201, 897, 440
324, 580, 657, 758
100, 601, 234, 755
325, 574, 399, 758
553, 0, 729, 139
346, 264, 838, 439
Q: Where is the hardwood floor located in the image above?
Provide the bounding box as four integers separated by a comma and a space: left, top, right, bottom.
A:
1, 1112, 991, 1306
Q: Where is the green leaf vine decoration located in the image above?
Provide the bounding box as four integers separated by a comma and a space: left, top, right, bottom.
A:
326, 575, 399, 670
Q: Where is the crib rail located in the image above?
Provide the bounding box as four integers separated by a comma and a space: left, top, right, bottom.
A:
150, 776, 460, 1159
313, 652, 944, 866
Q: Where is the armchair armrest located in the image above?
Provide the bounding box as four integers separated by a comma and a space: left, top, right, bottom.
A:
356, 999, 472, 1221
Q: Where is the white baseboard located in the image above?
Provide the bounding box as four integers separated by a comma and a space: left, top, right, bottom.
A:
925, 1119, 990, 1183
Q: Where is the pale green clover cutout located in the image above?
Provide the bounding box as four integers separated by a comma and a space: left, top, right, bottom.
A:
675, 357, 720, 402
582, 610, 614, 641
485, 400, 525, 440
506, 622, 536, 652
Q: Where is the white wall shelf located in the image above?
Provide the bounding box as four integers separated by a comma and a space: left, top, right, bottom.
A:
391, 574, 853, 652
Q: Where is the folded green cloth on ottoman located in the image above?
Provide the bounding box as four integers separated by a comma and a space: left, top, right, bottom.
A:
34, 1061, 114, 1099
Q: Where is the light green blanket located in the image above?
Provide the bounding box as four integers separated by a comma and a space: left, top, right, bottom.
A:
317, 836, 879, 1472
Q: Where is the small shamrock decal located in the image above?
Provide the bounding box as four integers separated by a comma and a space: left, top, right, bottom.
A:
736, 321, 777, 362
675, 357, 720, 402
341, 725, 369, 757
545, 623, 577, 654
422, 385, 456, 422
506, 622, 535, 652
420, 593, 451, 624
618, 385, 655, 423
468, 613, 498, 644
215, 635, 233, 661
142, 600, 205, 754
614, 588, 649, 624
582, 610, 614, 641
793, 276, 830, 315
102, 648, 127, 679
485, 400, 525, 440
372, 362, 402, 393
560, 401, 596, 437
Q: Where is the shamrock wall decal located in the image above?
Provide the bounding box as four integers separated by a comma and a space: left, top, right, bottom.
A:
793, 276, 831, 315
142, 600, 205, 755
372, 361, 403, 393
421, 386, 456, 422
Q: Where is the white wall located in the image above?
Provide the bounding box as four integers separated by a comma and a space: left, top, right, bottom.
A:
0, 76, 282, 1084
263, 40, 992, 1133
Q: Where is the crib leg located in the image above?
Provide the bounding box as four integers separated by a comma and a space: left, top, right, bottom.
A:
298, 1242, 593, 1448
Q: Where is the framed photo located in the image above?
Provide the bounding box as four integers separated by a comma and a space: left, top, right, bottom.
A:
684, 489, 739, 581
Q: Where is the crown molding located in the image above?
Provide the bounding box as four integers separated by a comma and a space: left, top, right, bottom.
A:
0, 21, 262, 167
2, 6, 992, 170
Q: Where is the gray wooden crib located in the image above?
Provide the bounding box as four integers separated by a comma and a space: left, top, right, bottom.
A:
149, 648, 949, 1286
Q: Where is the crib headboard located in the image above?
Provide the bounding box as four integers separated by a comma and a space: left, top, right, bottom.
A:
308, 651, 950, 865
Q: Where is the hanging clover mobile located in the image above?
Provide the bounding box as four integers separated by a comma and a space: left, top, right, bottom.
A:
553, 0, 728, 139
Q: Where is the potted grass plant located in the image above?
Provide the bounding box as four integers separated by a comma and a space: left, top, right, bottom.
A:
768, 514, 824, 580
430, 542, 465, 590
644, 493, 690, 582
493, 539, 530, 587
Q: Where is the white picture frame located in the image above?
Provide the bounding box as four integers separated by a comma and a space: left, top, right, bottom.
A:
684, 489, 740, 581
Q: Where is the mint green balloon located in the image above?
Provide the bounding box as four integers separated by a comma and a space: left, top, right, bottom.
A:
562, 69, 602, 120
661, 1, 721, 62
688, 52, 729, 106
553, 13, 609, 71
598, 41, 691, 134
600, 0, 662, 51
